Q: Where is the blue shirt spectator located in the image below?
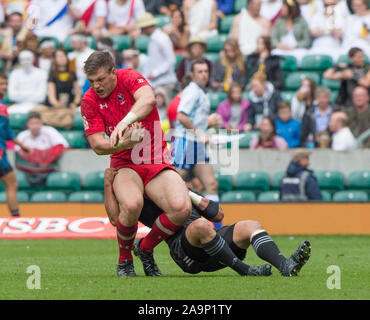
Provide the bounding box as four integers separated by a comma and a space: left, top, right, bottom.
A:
217, 0, 234, 15
275, 102, 301, 148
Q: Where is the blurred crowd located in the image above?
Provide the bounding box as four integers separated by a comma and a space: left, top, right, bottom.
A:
0, 0, 368, 151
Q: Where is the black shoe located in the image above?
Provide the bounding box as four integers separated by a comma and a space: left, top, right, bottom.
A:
280, 240, 311, 276
133, 239, 162, 276
247, 264, 272, 276
117, 259, 136, 277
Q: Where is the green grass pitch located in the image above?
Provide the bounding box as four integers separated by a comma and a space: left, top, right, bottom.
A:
0, 235, 369, 300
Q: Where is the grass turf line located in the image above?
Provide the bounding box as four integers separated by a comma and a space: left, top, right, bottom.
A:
0, 235, 369, 300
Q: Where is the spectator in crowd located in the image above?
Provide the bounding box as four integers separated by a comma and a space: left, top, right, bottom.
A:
341, 0, 370, 60
38, 38, 56, 74
136, 12, 177, 98
210, 39, 247, 92
176, 37, 211, 84
260, 0, 283, 24
154, 86, 170, 122
275, 101, 301, 148
15, 112, 69, 187
121, 48, 147, 74
216, 82, 250, 131
249, 116, 288, 149
143, 0, 174, 15
280, 148, 322, 201
216, 0, 235, 17
0, 72, 30, 217
271, 0, 311, 65
7, 50, 48, 114
47, 49, 81, 112
68, 32, 95, 90
347, 86, 370, 147
329, 111, 358, 150
291, 77, 317, 121
105, 0, 145, 40
28, 0, 73, 43
298, 0, 325, 27
246, 36, 284, 90
323, 47, 370, 108
308, 0, 346, 61
182, 0, 219, 40
163, 8, 191, 53
300, 86, 340, 147
69, 0, 108, 38
16, 30, 40, 62
229, 0, 271, 55
96, 37, 123, 67
245, 68, 282, 130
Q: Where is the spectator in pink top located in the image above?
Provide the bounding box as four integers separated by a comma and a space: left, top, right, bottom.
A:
250, 116, 288, 150
216, 82, 250, 131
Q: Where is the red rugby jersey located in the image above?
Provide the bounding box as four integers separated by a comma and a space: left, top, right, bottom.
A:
81, 69, 169, 165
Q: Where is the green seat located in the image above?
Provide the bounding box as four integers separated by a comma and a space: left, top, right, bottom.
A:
215, 173, 233, 193
208, 91, 227, 113
300, 54, 333, 71
314, 170, 344, 191
0, 191, 29, 203
9, 113, 29, 130
219, 15, 235, 34
38, 36, 60, 49
321, 78, 341, 90
0, 59, 4, 71
239, 131, 259, 148
258, 191, 280, 202
175, 53, 185, 70
271, 171, 285, 190
321, 190, 332, 201
280, 55, 297, 72
347, 171, 370, 190
72, 113, 84, 130
31, 191, 67, 202
234, 171, 270, 192
134, 35, 150, 53
155, 14, 171, 28
108, 35, 132, 51
68, 191, 104, 203
204, 52, 220, 64
46, 171, 81, 193
281, 91, 296, 103
206, 34, 228, 52
63, 36, 96, 52
233, 0, 247, 13
284, 72, 321, 90
15, 171, 33, 191
60, 131, 86, 148
332, 190, 368, 202
221, 191, 255, 202
337, 54, 369, 65
84, 171, 105, 191
330, 90, 339, 102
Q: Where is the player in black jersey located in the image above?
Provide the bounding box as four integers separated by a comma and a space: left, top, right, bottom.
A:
104, 169, 311, 277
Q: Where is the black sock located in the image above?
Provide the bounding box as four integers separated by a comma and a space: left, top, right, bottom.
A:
201, 234, 250, 276
251, 230, 286, 271
10, 209, 20, 217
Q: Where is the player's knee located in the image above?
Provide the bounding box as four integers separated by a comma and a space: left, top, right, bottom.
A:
245, 220, 263, 233
169, 197, 192, 220
205, 178, 218, 194
122, 197, 143, 215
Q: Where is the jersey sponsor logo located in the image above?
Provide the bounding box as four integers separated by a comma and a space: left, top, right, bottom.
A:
117, 93, 125, 105
82, 115, 89, 130
99, 103, 109, 110
137, 78, 145, 84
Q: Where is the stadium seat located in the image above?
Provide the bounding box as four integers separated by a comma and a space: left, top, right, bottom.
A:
60, 131, 86, 148
234, 171, 270, 192
83, 171, 105, 190
238, 131, 259, 148
108, 35, 132, 51
175, 53, 185, 70
219, 15, 235, 34
134, 35, 150, 53
31, 191, 67, 202
0, 191, 29, 203
332, 190, 368, 202
281, 91, 296, 103
215, 172, 233, 193
257, 191, 280, 202
155, 14, 171, 28
208, 91, 227, 113
0, 59, 4, 72
72, 113, 84, 130
9, 113, 29, 130
337, 54, 369, 65
321, 190, 332, 201
15, 171, 33, 191
204, 52, 220, 64
233, 0, 247, 13
271, 171, 285, 190
347, 171, 370, 190
206, 34, 228, 52
284, 72, 321, 90
300, 55, 333, 72
330, 90, 339, 103
314, 170, 345, 191
63, 35, 95, 52
46, 171, 81, 193
321, 78, 341, 90
280, 55, 297, 72
68, 191, 104, 203
221, 191, 256, 202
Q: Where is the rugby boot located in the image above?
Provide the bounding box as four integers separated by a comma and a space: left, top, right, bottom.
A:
133, 239, 162, 276
280, 240, 311, 276
117, 259, 136, 277
247, 264, 272, 276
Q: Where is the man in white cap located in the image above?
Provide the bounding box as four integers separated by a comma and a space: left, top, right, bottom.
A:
136, 12, 177, 99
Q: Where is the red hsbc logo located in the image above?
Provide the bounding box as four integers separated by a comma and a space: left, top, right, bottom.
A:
0, 217, 150, 239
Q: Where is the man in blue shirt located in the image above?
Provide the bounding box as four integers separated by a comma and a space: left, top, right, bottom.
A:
275, 102, 301, 148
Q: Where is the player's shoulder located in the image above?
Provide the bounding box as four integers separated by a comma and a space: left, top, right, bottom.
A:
117, 68, 146, 82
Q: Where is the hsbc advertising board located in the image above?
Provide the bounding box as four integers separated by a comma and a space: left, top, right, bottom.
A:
0, 217, 151, 239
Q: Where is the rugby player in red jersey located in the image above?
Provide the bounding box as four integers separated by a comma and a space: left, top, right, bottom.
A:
81, 51, 192, 277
